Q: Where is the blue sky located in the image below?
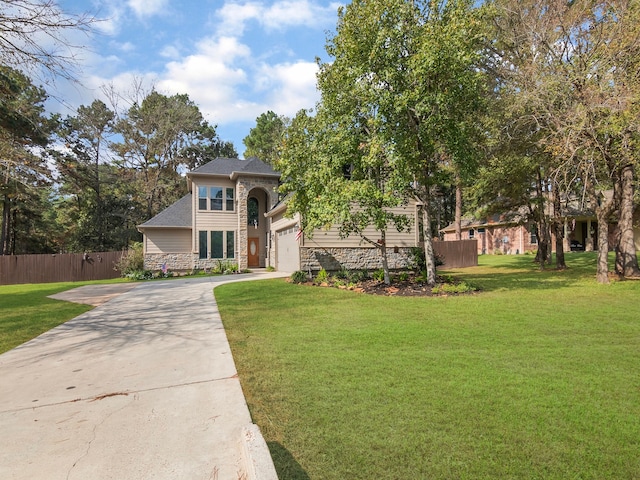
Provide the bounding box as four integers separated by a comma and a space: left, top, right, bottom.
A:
50, 0, 342, 157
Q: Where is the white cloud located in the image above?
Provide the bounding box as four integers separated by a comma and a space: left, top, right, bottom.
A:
127, 0, 169, 17
156, 36, 252, 121
215, 2, 263, 36
153, 34, 319, 125
216, 0, 340, 35
259, 61, 319, 115
159, 44, 181, 59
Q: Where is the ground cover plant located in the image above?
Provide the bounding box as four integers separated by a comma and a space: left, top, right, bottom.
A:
216, 253, 640, 479
0, 279, 127, 354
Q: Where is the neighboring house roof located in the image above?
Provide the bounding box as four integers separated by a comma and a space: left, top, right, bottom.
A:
138, 194, 192, 229
441, 214, 522, 233
189, 157, 280, 179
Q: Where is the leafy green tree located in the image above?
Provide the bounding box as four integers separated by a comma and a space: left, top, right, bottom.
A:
0, 65, 52, 254
112, 90, 234, 222
243, 111, 287, 164
489, 0, 640, 282
281, 0, 488, 285
279, 107, 412, 285
51, 100, 139, 251
180, 123, 237, 169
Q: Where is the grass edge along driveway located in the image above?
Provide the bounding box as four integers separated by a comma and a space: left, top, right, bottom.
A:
217, 254, 640, 480
0, 279, 130, 354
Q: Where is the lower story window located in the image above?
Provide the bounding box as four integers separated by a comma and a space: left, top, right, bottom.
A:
199, 231, 208, 259
211, 231, 223, 258
226, 231, 235, 259
199, 230, 236, 259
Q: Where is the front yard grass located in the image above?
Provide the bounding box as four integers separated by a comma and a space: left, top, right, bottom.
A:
0, 279, 128, 354
217, 253, 640, 480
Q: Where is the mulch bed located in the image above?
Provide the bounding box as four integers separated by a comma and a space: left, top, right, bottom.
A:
296, 274, 478, 297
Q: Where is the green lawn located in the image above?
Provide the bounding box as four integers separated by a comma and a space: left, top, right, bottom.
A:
0, 279, 128, 354
216, 253, 640, 480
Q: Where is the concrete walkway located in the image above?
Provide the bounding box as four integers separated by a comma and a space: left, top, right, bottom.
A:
0, 272, 288, 480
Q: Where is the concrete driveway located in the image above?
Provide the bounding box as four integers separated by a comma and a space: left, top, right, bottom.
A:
0, 272, 287, 480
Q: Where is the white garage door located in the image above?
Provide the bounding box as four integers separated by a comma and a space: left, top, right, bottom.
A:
276, 227, 300, 272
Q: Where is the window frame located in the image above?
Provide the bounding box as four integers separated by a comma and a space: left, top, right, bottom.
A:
211, 231, 224, 258
226, 231, 235, 259
226, 188, 235, 211
198, 187, 207, 210
197, 185, 235, 212
198, 231, 208, 259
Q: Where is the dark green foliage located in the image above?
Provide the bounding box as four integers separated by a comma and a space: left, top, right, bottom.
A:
290, 271, 309, 284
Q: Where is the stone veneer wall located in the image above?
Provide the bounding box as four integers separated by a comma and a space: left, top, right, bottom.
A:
145, 253, 196, 271
144, 253, 246, 272
145, 253, 241, 272
300, 247, 414, 273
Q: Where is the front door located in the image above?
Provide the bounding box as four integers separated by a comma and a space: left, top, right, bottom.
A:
248, 237, 260, 267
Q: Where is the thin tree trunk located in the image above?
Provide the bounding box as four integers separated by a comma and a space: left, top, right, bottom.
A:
595, 206, 611, 284
615, 164, 640, 278
1, 194, 11, 255
422, 200, 437, 286
533, 169, 549, 269
553, 182, 566, 269
379, 230, 391, 285
455, 171, 462, 241
592, 190, 615, 284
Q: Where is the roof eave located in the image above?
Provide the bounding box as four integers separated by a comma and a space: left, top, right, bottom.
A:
230, 171, 280, 181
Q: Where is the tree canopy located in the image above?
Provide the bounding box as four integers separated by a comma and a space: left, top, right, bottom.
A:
243, 111, 287, 164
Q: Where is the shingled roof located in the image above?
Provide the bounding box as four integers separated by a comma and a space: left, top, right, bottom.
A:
189, 157, 279, 178
138, 194, 192, 229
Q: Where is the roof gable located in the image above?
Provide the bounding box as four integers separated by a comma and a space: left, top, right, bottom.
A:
189, 157, 279, 178
138, 194, 192, 229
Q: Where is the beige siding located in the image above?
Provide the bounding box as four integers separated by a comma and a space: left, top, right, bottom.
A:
144, 229, 192, 254
193, 178, 239, 233
271, 211, 299, 232
307, 204, 418, 248
195, 212, 239, 231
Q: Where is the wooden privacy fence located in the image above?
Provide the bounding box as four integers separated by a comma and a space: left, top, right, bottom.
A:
433, 239, 478, 269
0, 251, 125, 285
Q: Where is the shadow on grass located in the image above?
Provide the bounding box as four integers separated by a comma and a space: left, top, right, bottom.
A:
444, 252, 603, 293
268, 442, 310, 480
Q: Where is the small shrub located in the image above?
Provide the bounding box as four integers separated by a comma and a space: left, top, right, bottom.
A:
439, 273, 455, 284
372, 269, 385, 282
409, 246, 426, 272
409, 247, 444, 269
223, 262, 239, 274
432, 281, 478, 295
349, 270, 369, 282
315, 268, 329, 283
266, 265, 276, 272
397, 271, 410, 282
115, 242, 144, 276
291, 271, 308, 284
125, 270, 154, 281
334, 267, 350, 280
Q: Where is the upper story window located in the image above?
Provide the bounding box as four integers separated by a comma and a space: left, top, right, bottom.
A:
210, 187, 223, 210
198, 186, 235, 211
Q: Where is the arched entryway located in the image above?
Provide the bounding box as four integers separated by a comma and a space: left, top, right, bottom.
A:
246, 188, 268, 267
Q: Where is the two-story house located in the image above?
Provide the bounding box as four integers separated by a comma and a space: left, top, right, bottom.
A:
138, 157, 423, 273
138, 157, 280, 272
